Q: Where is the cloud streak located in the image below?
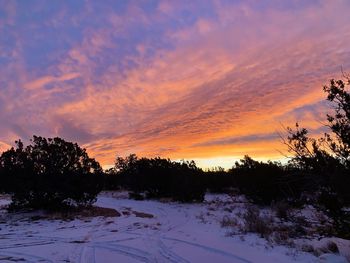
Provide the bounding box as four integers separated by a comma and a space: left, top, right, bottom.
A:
1, 0, 350, 168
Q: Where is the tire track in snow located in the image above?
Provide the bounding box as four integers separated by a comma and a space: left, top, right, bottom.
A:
157, 239, 190, 263
75, 219, 107, 263
79, 246, 96, 263
162, 237, 253, 263
82, 231, 189, 263
0, 251, 54, 263
92, 242, 153, 262
0, 240, 55, 249
75, 217, 151, 263
0, 196, 256, 263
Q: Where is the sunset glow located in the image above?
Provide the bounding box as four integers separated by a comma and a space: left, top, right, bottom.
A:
1, 0, 350, 168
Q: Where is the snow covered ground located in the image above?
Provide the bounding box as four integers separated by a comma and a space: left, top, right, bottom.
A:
0, 192, 348, 263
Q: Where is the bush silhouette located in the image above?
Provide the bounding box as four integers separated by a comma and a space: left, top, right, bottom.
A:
228, 156, 305, 204
107, 155, 205, 202
0, 136, 103, 210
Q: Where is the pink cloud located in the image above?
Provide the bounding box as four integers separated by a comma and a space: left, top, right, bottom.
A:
1, 0, 350, 168
25, 72, 80, 90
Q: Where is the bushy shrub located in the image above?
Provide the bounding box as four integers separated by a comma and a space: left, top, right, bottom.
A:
0, 136, 103, 210
107, 155, 205, 202
243, 206, 272, 238
272, 201, 292, 220
316, 187, 343, 216
128, 191, 145, 200
202, 169, 236, 193
228, 156, 306, 205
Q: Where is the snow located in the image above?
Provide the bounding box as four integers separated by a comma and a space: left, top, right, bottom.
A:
0, 192, 348, 263
0, 195, 11, 208
318, 254, 349, 263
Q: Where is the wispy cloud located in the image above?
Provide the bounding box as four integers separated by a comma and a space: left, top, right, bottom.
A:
25, 73, 80, 90
1, 0, 350, 167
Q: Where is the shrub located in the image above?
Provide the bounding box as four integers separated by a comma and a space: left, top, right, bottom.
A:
272, 201, 292, 220
317, 241, 340, 255
220, 215, 238, 228
317, 187, 343, 216
0, 136, 103, 210
326, 241, 339, 254
128, 191, 145, 200
202, 168, 234, 193
243, 206, 272, 238
229, 156, 301, 205
108, 155, 205, 202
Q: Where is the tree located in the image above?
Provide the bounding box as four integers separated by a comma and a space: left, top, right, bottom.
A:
284, 123, 338, 171
229, 156, 290, 204
323, 76, 350, 168
285, 75, 350, 170
284, 75, 350, 206
0, 136, 103, 210
107, 155, 205, 202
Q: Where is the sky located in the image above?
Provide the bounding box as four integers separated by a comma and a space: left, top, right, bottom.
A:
1, 0, 350, 169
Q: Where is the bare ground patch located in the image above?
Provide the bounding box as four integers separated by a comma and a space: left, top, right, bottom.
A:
131, 210, 154, 218
46, 206, 121, 220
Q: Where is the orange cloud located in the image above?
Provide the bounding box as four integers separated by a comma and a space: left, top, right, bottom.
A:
0, 141, 11, 153
1, 1, 350, 170
58, 6, 350, 166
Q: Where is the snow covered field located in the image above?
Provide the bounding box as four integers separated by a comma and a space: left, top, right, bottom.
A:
0, 192, 348, 263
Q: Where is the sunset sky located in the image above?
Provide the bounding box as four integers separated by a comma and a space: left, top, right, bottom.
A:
1, 0, 350, 169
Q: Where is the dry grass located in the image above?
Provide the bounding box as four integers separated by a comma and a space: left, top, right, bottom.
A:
243, 206, 273, 238
220, 215, 238, 228
44, 206, 121, 220
319, 241, 339, 254
272, 201, 291, 219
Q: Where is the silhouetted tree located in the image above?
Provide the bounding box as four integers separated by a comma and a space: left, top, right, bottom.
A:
106, 155, 205, 202
323, 76, 350, 168
284, 123, 338, 171
228, 156, 296, 204
285, 75, 350, 169
284, 75, 350, 207
0, 136, 103, 210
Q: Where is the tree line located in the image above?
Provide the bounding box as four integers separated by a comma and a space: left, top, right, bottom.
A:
0, 76, 349, 215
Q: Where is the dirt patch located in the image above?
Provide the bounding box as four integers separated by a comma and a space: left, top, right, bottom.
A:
120, 207, 153, 218
132, 210, 154, 218
44, 206, 121, 220
74, 206, 121, 218
30, 215, 46, 221
122, 210, 131, 216
1, 206, 121, 223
